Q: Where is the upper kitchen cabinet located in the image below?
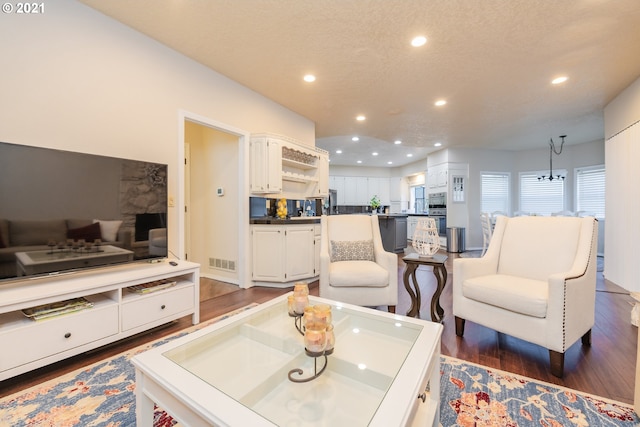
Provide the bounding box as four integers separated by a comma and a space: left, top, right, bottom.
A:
250, 133, 329, 199
250, 135, 282, 193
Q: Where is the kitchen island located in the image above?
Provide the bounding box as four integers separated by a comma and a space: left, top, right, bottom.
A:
377, 214, 408, 253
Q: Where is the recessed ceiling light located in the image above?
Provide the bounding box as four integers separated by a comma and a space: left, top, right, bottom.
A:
407, 153, 413, 157
352, 136, 360, 141
303, 74, 316, 82
435, 99, 447, 106
411, 36, 427, 47
372, 152, 379, 156
387, 161, 393, 165
552, 76, 568, 85
394, 140, 402, 145
357, 160, 362, 164
356, 115, 366, 121
434, 142, 442, 147
336, 150, 342, 154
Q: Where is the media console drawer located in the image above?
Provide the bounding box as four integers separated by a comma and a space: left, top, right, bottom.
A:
1, 304, 119, 372
121, 285, 195, 331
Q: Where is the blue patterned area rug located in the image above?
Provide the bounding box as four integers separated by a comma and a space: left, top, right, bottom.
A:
1, 306, 637, 426
441, 356, 638, 426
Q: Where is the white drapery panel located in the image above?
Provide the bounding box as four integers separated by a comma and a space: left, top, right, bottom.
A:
605, 121, 640, 292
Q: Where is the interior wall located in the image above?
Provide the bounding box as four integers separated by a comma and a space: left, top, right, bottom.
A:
603, 75, 640, 292
0, 0, 315, 269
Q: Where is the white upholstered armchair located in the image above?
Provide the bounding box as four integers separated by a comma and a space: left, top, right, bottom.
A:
320, 214, 398, 312
453, 215, 598, 377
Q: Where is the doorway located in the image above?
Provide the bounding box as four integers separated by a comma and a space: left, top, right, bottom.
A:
178, 111, 251, 287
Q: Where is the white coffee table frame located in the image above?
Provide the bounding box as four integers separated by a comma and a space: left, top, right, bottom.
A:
133, 294, 442, 427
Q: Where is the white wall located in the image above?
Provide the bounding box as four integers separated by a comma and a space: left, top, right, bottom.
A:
186, 122, 240, 283
603, 75, 640, 292
0, 0, 315, 275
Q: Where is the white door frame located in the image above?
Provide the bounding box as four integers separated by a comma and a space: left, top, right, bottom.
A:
177, 110, 252, 288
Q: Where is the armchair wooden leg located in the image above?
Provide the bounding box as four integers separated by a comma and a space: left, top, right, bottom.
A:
549, 350, 565, 378
455, 316, 465, 337
581, 329, 592, 346
387, 305, 396, 314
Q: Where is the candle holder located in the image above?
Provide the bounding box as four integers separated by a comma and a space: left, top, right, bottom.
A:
287, 300, 336, 383
288, 322, 330, 383
288, 351, 329, 383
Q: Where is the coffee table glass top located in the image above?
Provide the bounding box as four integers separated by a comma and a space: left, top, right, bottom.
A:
161, 296, 428, 426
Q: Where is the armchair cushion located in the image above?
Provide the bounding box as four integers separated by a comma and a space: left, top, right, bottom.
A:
463, 274, 548, 318
330, 239, 374, 262
329, 260, 389, 288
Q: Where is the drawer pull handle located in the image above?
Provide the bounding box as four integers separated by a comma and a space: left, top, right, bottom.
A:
161, 304, 166, 310
417, 392, 426, 403
64, 332, 71, 339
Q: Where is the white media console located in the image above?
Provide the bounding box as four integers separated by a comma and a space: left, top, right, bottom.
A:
0, 260, 200, 381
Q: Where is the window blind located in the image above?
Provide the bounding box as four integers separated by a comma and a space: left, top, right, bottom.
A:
576, 166, 605, 218
481, 172, 510, 214
520, 171, 565, 215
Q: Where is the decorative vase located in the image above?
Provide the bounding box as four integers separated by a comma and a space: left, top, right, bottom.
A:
412, 218, 440, 257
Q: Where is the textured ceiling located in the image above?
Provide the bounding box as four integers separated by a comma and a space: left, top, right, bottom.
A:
79, 0, 640, 167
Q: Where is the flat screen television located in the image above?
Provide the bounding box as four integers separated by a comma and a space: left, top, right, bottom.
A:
0, 141, 168, 283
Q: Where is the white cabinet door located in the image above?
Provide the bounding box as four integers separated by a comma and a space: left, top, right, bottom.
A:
252, 226, 285, 281
316, 153, 329, 197
331, 176, 346, 205
285, 226, 315, 281
266, 139, 282, 193
344, 178, 358, 205
367, 177, 380, 200
378, 178, 390, 206
250, 138, 282, 193
356, 177, 369, 205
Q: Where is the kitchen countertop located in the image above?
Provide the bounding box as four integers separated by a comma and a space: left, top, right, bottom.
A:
250, 217, 321, 224
407, 213, 430, 216
376, 214, 409, 219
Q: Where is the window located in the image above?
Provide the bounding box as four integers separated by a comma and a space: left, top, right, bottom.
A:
412, 185, 426, 213
576, 165, 605, 218
520, 170, 565, 215
481, 172, 510, 214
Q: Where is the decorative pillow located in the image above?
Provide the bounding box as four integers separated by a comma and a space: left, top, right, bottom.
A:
330, 239, 375, 262
93, 219, 122, 242
67, 222, 102, 242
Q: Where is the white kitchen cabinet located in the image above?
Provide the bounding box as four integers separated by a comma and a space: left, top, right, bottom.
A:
252, 224, 317, 286
251, 226, 285, 282
378, 177, 391, 206
356, 177, 369, 205
0, 261, 200, 380
343, 177, 358, 205
250, 137, 282, 193
251, 133, 329, 200
315, 153, 330, 198
367, 177, 380, 202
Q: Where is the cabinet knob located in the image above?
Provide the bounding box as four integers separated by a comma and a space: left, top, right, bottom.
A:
417, 392, 426, 403
64, 332, 71, 339
161, 304, 166, 310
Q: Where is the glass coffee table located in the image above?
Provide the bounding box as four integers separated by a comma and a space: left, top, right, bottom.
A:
132, 293, 442, 426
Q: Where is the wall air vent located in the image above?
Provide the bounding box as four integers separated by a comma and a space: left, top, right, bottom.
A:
209, 257, 236, 272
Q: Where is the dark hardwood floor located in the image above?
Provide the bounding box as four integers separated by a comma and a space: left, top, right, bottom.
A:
1, 252, 637, 406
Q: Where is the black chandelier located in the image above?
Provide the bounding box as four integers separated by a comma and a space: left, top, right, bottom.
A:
538, 135, 566, 181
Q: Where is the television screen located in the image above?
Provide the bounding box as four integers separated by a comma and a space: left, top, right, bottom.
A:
0, 141, 168, 282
